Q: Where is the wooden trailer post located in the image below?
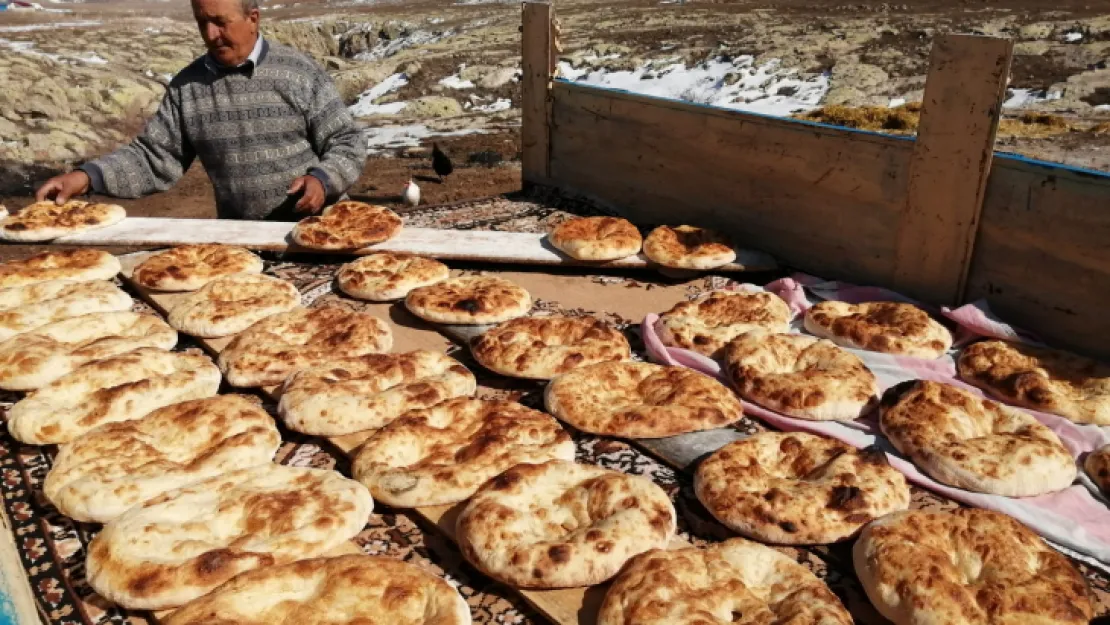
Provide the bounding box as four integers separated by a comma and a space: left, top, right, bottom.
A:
891, 34, 1013, 305
521, 1, 554, 185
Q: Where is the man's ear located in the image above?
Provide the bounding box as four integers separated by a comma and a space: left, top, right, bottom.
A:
247, 7, 260, 27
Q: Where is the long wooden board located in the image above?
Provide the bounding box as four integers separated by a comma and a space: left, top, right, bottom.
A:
51, 218, 776, 273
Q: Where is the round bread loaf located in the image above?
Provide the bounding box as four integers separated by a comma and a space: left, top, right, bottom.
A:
0, 248, 121, 288
0, 200, 125, 242
471, 315, 631, 380
657, 290, 792, 358
405, 275, 531, 325
803, 300, 953, 359
642, 225, 735, 270
336, 253, 449, 301
291, 201, 402, 250
1086, 444, 1110, 495
548, 216, 642, 261
166, 274, 301, 338
132, 244, 263, 292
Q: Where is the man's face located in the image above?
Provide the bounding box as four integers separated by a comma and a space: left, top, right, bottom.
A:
192, 0, 259, 67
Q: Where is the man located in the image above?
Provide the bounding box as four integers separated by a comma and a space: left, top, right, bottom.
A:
36, 0, 366, 220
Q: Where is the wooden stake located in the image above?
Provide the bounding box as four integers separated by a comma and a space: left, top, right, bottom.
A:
521, 1, 554, 184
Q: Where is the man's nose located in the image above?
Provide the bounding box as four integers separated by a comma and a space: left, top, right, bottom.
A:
203, 23, 221, 42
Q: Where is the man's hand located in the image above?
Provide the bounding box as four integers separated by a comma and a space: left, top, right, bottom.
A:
288, 175, 326, 214
35, 171, 91, 205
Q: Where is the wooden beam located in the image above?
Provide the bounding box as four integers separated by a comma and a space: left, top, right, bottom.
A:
521, 1, 554, 183
891, 34, 1013, 305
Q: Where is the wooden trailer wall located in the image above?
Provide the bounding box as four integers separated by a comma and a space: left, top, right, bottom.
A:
520, 2, 1110, 360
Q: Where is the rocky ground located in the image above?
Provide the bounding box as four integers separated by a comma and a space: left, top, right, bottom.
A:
0, 0, 1108, 217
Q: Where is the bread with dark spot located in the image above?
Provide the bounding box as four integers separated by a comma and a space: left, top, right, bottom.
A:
471, 315, 630, 380
804, 300, 952, 359
405, 275, 531, 325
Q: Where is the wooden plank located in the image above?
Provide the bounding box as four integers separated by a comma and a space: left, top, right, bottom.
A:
548, 81, 913, 286
0, 505, 42, 625
47, 217, 776, 273
891, 34, 1013, 305
521, 1, 553, 183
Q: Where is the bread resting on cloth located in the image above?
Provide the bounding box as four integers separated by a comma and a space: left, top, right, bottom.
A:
0, 248, 121, 288
218, 306, 392, 387
85, 464, 373, 611
7, 347, 221, 445
131, 244, 264, 292
803, 300, 953, 359
44, 394, 280, 523
598, 538, 853, 625
1085, 444, 1110, 495
853, 508, 1094, 625
278, 350, 476, 436
548, 216, 643, 261
694, 432, 910, 545
456, 460, 676, 589
0, 311, 177, 391
291, 201, 403, 250
958, 339, 1110, 425
544, 361, 743, 438
724, 330, 879, 421
163, 554, 471, 625
405, 275, 532, 325
0, 279, 132, 341
657, 290, 793, 358
642, 225, 736, 270
352, 397, 574, 507
166, 274, 301, 338
336, 253, 450, 301
0, 200, 125, 242
880, 380, 1076, 497
471, 315, 631, 380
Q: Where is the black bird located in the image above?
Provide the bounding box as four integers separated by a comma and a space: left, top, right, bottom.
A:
432, 142, 454, 183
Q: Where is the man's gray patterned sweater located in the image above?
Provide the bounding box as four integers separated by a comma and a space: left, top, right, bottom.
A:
80, 39, 366, 220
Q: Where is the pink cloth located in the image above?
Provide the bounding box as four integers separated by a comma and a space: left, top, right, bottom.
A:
641, 275, 1110, 567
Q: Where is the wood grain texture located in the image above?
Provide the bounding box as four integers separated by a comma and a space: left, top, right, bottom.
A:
521, 1, 553, 182
548, 81, 913, 286
891, 34, 1013, 305
47, 217, 775, 273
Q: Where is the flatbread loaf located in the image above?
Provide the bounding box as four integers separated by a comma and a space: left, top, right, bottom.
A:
880, 380, 1076, 496
598, 538, 853, 625
132, 244, 264, 292
336, 253, 450, 301
0, 311, 177, 391
86, 464, 373, 611
352, 398, 574, 507
548, 216, 643, 261
804, 300, 953, 359
457, 460, 675, 588
0, 279, 132, 341
279, 350, 477, 436
657, 290, 792, 358
405, 275, 531, 325
166, 274, 301, 338
957, 340, 1110, 425
545, 361, 743, 438
218, 306, 392, 387
642, 225, 736, 270
695, 432, 910, 544
291, 201, 403, 250
0, 200, 125, 241
854, 509, 1093, 625
0, 248, 121, 288
724, 330, 879, 421
163, 554, 471, 625
44, 395, 280, 523
1086, 444, 1110, 495
471, 315, 631, 380
7, 347, 221, 445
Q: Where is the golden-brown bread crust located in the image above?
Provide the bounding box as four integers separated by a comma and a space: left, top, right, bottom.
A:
642, 225, 736, 270
724, 330, 879, 421
853, 509, 1094, 625
879, 380, 1076, 496
957, 340, 1110, 425
803, 300, 953, 359
544, 361, 743, 438
658, 291, 793, 358
548, 216, 643, 261
352, 398, 575, 507
598, 538, 853, 625
132, 245, 264, 292
471, 315, 631, 380
163, 555, 472, 625
0, 248, 121, 288
291, 201, 402, 250
166, 274, 301, 338
0, 200, 125, 241
456, 460, 676, 589
405, 275, 531, 325
336, 253, 449, 301
0, 279, 133, 342
694, 432, 910, 545
218, 306, 392, 387
1086, 444, 1110, 495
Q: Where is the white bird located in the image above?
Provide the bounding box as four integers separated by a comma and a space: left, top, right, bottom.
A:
402, 180, 420, 207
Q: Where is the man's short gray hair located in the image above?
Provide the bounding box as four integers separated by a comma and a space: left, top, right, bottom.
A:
242, 0, 259, 13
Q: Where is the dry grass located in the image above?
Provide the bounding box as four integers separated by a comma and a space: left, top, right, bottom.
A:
796, 103, 922, 132
1091, 121, 1110, 135
996, 112, 1074, 138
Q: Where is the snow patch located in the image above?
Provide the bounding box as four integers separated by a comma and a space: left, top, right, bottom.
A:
1064, 31, 1084, 43
439, 73, 475, 89
364, 124, 487, 154
0, 19, 99, 32
348, 72, 409, 117
888, 97, 907, 107
474, 98, 512, 113
353, 28, 456, 62
1003, 88, 1063, 109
